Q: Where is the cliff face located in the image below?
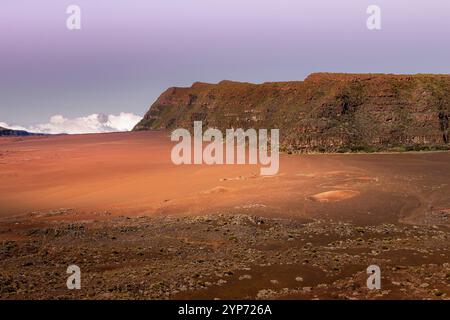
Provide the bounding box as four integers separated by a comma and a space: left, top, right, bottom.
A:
134, 73, 450, 152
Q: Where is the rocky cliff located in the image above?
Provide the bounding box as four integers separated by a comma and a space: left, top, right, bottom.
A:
134, 73, 450, 152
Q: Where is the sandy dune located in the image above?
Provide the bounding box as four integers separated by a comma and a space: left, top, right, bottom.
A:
309, 190, 360, 202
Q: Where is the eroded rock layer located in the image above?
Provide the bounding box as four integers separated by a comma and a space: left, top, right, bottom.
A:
134, 73, 450, 152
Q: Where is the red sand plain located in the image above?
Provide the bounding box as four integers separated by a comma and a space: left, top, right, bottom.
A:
1, 131, 450, 225
0, 132, 449, 300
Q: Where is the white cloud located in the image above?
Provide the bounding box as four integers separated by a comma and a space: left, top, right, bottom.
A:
0, 112, 143, 135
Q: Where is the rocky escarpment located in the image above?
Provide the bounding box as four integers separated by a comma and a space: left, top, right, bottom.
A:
134, 73, 450, 152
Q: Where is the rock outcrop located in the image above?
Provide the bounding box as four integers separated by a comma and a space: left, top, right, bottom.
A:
134, 73, 450, 152
0, 126, 46, 137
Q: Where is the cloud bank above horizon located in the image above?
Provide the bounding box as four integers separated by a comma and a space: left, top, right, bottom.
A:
0, 113, 142, 135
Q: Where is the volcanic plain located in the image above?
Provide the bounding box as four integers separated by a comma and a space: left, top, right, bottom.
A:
0, 132, 448, 299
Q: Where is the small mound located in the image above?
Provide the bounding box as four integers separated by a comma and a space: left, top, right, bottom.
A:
309, 190, 360, 202
220, 176, 246, 181
295, 173, 316, 178
201, 186, 232, 194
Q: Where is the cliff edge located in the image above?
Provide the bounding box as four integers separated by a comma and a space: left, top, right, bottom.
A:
134, 73, 450, 152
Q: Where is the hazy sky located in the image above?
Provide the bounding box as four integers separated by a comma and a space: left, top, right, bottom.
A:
1, 0, 450, 131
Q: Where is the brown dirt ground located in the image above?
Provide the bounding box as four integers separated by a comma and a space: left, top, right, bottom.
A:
0, 132, 448, 299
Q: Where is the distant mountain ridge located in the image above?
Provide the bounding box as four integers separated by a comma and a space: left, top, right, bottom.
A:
134, 73, 450, 152
0, 125, 46, 137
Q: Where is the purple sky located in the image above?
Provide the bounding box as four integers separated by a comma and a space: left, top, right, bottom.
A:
1, 0, 450, 126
